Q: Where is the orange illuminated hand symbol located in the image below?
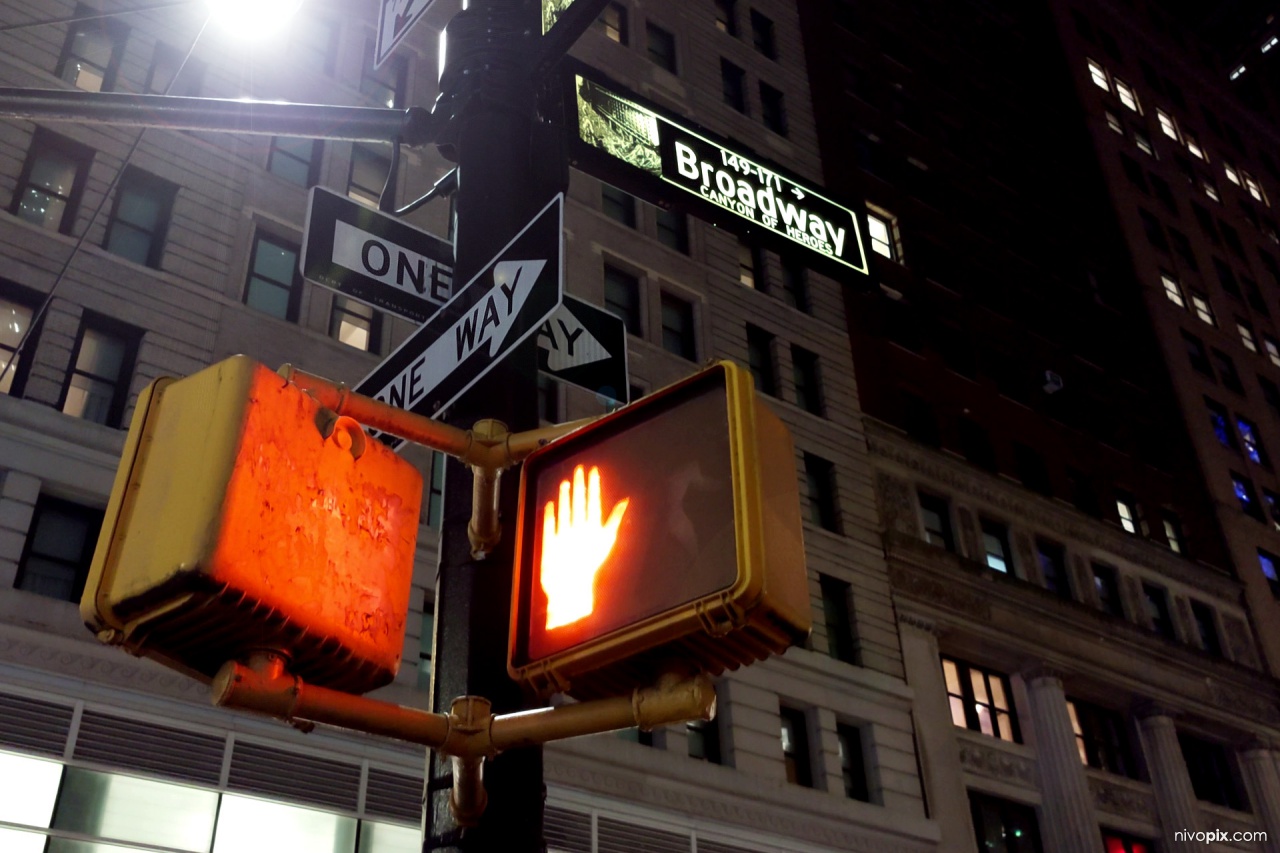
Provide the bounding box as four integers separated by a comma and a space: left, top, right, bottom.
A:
540, 465, 630, 630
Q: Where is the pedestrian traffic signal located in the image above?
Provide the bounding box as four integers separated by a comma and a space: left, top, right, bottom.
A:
82, 356, 423, 694
508, 360, 810, 699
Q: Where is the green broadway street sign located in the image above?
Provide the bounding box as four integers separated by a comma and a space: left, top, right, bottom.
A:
569, 67, 869, 276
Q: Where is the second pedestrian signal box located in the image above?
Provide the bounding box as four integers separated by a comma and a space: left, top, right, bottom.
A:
508, 360, 811, 699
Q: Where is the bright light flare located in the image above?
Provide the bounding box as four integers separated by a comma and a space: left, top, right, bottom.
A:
208, 0, 304, 39
540, 465, 629, 630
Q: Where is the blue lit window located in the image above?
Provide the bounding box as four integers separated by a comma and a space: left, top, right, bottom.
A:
1234, 473, 1265, 520
1205, 398, 1235, 449
1260, 549, 1280, 597
1237, 416, 1268, 465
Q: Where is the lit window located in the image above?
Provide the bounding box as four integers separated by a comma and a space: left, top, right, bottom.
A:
1190, 292, 1216, 326
1093, 562, 1124, 617
267, 137, 322, 187
1246, 175, 1269, 205
1, 295, 35, 395
1231, 65, 1246, 81
1134, 130, 1155, 156
52, 766, 219, 850
1105, 111, 1124, 134
596, 3, 627, 44
1265, 36, 1279, 53
1186, 134, 1206, 161
1067, 700, 1137, 778
1162, 513, 1184, 553
1238, 416, 1267, 465
1157, 109, 1179, 140
779, 707, 814, 787
329, 296, 379, 353
714, 0, 737, 35
244, 233, 302, 322
1225, 163, 1242, 185
1206, 397, 1237, 449
1115, 494, 1140, 533
1115, 78, 1140, 112
866, 206, 901, 260
10, 128, 93, 234
62, 318, 138, 427
1234, 471, 1264, 519
213, 794, 356, 852
980, 518, 1012, 573
1264, 335, 1280, 367
1161, 273, 1185, 307
942, 657, 1017, 742
1238, 321, 1259, 352
15, 495, 104, 602
1259, 548, 1280, 597
1088, 59, 1110, 90
103, 167, 177, 269
56, 14, 128, 92
1203, 180, 1220, 202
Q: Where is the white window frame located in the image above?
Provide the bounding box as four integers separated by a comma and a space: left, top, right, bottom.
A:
1225, 163, 1242, 186
1265, 335, 1280, 367
1238, 321, 1259, 352
1105, 111, 1123, 135
1088, 59, 1110, 91
1186, 134, 1207, 161
866, 204, 902, 262
1157, 109, 1179, 140
1191, 293, 1216, 326
1114, 78, 1140, 112
1161, 273, 1186, 308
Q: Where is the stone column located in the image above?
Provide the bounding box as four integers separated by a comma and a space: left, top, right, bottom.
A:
1239, 744, 1280, 853
1022, 669, 1103, 853
899, 613, 975, 853
1135, 708, 1202, 853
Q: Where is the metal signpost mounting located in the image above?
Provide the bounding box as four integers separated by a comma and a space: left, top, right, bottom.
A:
301, 187, 454, 324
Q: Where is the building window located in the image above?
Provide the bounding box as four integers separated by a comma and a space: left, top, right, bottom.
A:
1186, 133, 1206, 161
760, 83, 787, 135
10, 129, 93, 234
347, 143, 391, 208
1115, 492, 1143, 534
1162, 512, 1184, 553
970, 793, 1042, 853
918, 492, 954, 551
1203, 179, 1220, 203
980, 518, 1012, 573
596, 3, 627, 44
1238, 321, 1259, 352
603, 264, 641, 335
1189, 600, 1222, 656
1142, 583, 1176, 639
1260, 549, 1280, 597
655, 206, 688, 253
1171, 228, 1198, 269
779, 707, 813, 787
750, 10, 776, 58
1160, 272, 1186, 307
1183, 330, 1213, 376
103, 167, 176, 269
779, 255, 809, 312
1105, 110, 1123, 134
594, 182, 637, 230
329, 296, 380, 353
1114, 78, 1140, 112
1237, 415, 1268, 465
721, 59, 747, 113
1189, 292, 1216, 326
1157, 109, 1179, 140
426, 451, 444, 530
660, 292, 696, 360
1225, 163, 1242, 185
146, 42, 204, 96
268, 137, 322, 188
746, 324, 776, 395
1092, 562, 1124, 617
1134, 130, 1155, 157
292, 17, 339, 76
1103, 832, 1154, 853
1066, 700, 1136, 778
1036, 539, 1072, 599
1212, 348, 1243, 393
687, 716, 721, 763
1179, 733, 1248, 811
57, 12, 128, 92
15, 496, 104, 602
942, 657, 1018, 743
361, 45, 406, 108
738, 238, 761, 288
1246, 175, 1269, 205
1264, 336, 1280, 367
1, 291, 36, 396
837, 724, 870, 802
819, 574, 857, 664
1088, 59, 1110, 90
803, 452, 840, 533
791, 346, 823, 415
61, 318, 138, 427
714, 0, 737, 35
867, 206, 901, 260
244, 233, 303, 322
1207, 397, 1237, 448
646, 22, 677, 72
1233, 471, 1264, 520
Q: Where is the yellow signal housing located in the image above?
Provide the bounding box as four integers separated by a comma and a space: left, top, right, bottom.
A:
82, 356, 423, 694
508, 360, 810, 699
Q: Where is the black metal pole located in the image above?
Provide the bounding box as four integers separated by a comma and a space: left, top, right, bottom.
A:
425, 3, 548, 851
0, 88, 435, 145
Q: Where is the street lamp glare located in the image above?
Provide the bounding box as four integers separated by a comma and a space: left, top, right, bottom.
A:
208, 0, 305, 38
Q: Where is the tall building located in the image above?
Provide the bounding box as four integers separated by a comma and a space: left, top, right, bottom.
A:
800, 0, 1280, 850
0, 2, 935, 853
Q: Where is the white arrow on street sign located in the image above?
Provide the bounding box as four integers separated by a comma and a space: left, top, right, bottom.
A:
536, 294, 628, 405
540, 303, 608, 372
355, 194, 565, 425
375, 0, 436, 69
